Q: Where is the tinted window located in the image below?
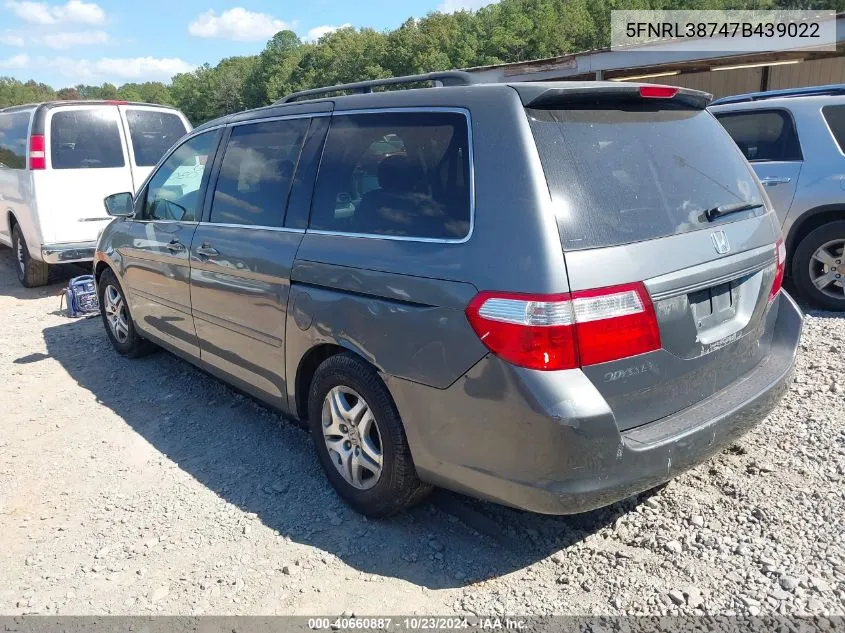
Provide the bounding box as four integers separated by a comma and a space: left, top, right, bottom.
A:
822, 105, 845, 154
50, 108, 125, 169
0, 111, 30, 169
209, 119, 309, 228
143, 131, 216, 222
310, 112, 471, 240
529, 105, 764, 251
126, 109, 188, 167
714, 110, 802, 162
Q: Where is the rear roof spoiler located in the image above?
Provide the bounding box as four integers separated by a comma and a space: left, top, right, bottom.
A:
514, 83, 712, 110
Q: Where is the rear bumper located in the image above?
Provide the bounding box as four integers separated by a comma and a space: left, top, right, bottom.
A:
41, 241, 97, 264
389, 291, 803, 515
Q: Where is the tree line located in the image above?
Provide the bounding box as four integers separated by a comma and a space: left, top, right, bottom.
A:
2, 0, 843, 124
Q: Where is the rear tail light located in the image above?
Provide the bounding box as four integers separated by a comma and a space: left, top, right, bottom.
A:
465, 282, 661, 371
28, 134, 46, 170
639, 85, 679, 99
769, 238, 786, 303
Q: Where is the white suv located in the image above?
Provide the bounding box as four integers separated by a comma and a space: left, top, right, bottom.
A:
0, 101, 191, 286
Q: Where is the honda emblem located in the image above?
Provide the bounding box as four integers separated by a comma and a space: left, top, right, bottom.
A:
711, 230, 730, 255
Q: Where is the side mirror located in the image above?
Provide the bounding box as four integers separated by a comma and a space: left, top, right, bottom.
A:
104, 192, 134, 217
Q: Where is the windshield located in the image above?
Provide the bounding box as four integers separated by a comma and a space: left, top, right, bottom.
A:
527, 105, 765, 251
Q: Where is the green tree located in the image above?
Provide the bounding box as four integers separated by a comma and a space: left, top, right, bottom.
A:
56, 86, 80, 100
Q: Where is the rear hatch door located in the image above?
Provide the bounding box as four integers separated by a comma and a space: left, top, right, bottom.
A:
522, 84, 782, 431
118, 104, 191, 186
36, 104, 132, 243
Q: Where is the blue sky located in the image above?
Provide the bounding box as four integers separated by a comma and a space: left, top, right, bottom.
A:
0, 0, 493, 87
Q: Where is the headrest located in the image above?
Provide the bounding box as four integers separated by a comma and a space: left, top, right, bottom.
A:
377, 155, 415, 193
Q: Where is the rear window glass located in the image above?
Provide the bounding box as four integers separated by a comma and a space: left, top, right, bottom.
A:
713, 110, 802, 162
126, 109, 188, 167
0, 111, 30, 170
310, 111, 471, 241
528, 105, 764, 251
50, 109, 124, 169
822, 105, 845, 154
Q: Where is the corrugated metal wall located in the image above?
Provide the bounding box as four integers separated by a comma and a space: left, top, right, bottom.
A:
622, 57, 845, 98
768, 57, 845, 89
654, 67, 763, 98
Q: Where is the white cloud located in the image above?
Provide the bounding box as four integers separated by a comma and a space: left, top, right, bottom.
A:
437, 0, 497, 12
4, 0, 106, 25
0, 32, 26, 46
54, 56, 195, 80
188, 7, 289, 41
0, 54, 193, 81
0, 53, 31, 68
0, 29, 108, 48
305, 23, 352, 42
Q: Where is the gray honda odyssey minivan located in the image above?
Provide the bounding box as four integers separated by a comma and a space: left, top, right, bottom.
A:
94, 72, 803, 517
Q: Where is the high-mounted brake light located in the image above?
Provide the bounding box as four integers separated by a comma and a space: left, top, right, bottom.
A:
105, 100, 129, 105
769, 238, 786, 303
639, 85, 679, 99
465, 283, 661, 371
28, 134, 46, 170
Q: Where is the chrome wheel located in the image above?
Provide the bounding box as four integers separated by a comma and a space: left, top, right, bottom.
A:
103, 285, 129, 344
321, 386, 383, 490
809, 239, 845, 300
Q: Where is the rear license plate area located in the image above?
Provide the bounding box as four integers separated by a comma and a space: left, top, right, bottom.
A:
689, 282, 737, 329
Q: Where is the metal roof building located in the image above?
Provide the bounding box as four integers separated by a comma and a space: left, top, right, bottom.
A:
465, 13, 845, 98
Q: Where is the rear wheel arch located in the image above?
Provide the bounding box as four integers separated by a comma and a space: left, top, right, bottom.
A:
785, 205, 845, 272
294, 343, 379, 423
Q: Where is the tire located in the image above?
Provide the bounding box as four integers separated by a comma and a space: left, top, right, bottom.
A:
11, 224, 48, 288
791, 221, 845, 311
308, 353, 431, 517
98, 269, 156, 358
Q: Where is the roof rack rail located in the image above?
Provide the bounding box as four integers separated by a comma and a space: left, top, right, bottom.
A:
277, 70, 475, 104
710, 83, 845, 106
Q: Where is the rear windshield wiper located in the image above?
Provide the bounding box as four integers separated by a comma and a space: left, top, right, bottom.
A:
704, 202, 764, 222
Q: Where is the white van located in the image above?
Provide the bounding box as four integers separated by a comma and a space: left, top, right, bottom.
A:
0, 101, 192, 286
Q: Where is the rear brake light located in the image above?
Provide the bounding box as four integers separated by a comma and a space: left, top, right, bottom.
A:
639, 85, 678, 99
571, 284, 662, 366
769, 238, 786, 303
105, 100, 129, 105
29, 134, 45, 170
465, 283, 661, 371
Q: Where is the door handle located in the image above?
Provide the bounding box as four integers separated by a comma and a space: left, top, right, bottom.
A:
166, 240, 185, 253
196, 243, 219, 258
760, 176, 791, 186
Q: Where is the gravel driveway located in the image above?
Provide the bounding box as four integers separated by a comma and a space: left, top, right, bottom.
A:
0, 247, 842, 617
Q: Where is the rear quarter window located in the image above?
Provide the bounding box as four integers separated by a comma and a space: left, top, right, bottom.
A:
126, 109, 188, 167
309, 111, 471, 241
50, 108, 125, 169
713, 109, 802, 162
822, 105, 845, 154
0, 111, 30, 170
529, 104, 764, 251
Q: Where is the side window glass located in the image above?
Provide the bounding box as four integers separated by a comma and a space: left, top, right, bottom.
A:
142, 131, 216, 222
822, 105, 845, 154
209, 118, 309, 228
309, 111, 472, 241
0, 112, 30, 169
715, 110, 802, 162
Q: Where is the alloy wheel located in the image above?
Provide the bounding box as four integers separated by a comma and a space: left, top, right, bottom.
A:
321, 386, 383, 490
809, 239, 845, 300
103, 285, 129, 344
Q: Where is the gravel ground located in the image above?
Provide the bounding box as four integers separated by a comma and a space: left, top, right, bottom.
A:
0, 246, 843, 617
